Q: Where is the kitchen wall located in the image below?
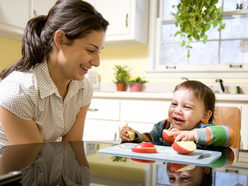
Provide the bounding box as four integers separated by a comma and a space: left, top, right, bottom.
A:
1, 36, 248, 86
0, 37, 22, 70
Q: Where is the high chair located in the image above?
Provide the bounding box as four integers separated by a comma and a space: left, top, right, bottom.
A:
214, 106, 241, 149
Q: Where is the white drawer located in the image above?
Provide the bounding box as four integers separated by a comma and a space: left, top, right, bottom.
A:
121, 100, 170, 123
86, 99, 120, 120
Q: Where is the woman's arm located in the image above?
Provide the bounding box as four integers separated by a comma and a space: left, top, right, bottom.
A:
0, 106, 43, 145
62, 103, 91, 141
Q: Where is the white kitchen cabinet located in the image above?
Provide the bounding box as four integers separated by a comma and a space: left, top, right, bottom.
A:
83, 99, 120, 141
0, 0, 149, 46
121, 100, 170, 133
84, 98, 170, 141
93, 0, 149, 46
31, 0, 57, 17
0, 0, 30, 40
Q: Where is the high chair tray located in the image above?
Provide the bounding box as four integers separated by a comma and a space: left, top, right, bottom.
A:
99, 143, 222, 166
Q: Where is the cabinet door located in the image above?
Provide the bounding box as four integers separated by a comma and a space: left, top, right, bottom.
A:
32, 0, 57, 17
121, 100, 170, 124
83, 120, 119, 141
86, 99, 120, 121
0, 0, 30, 35
94, 0, 130, 36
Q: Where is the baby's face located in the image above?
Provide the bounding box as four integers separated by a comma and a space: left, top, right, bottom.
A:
168, 89, 207, 130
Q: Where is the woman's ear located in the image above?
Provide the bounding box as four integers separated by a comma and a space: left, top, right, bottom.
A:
54, 30, 65, 49
202, 167, 211, 174
202, 110, 212, 123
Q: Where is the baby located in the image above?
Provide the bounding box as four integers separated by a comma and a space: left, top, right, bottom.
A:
120, 80, 234, 148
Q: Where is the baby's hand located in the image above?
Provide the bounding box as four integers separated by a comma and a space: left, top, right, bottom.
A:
169, 129, 198, 143
120, 125, 135, 142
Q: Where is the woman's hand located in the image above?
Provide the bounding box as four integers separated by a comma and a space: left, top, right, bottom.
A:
120, 125, 135, 142
169, 128, 198, 143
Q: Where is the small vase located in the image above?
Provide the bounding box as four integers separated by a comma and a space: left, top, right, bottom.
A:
130, 83, 141, 92
116, 83, 126, 91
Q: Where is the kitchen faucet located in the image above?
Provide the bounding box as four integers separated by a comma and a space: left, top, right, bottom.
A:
215, 79, 225, 93
181, 77, 189, 81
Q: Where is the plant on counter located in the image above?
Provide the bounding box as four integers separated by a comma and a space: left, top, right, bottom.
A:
128, 76, 148, 92
128, 76, 147, 85
171, 0, 226, 57
112, 65, 131, 91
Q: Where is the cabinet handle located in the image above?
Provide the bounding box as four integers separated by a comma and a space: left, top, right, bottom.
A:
88, 108, 99, 112
126, 13, 128, 28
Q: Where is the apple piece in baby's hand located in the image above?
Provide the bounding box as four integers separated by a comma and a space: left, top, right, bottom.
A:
126, 124, 135, 141
171, 163, 196, 172
172, 141, 196, 154
162, 129, 176, 144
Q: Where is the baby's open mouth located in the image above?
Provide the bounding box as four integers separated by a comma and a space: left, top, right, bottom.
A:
173, 117, 184, 122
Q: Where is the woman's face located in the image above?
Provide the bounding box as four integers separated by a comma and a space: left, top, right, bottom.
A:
56, 30, 106, 82
168, 88, 208, 130
166, 163, 209, 186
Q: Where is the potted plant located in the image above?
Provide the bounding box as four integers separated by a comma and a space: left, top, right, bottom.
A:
128, 76, 147, 92
113, 65, 130, 91
171, 0, 226, 57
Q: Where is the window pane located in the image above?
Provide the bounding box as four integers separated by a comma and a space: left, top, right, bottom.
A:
161, 22, 183, 42
189, 41, 219, 64
220, 40, 248, 63
222, 15, 248, 39
160, 43, 187, 65
163, 0, 180, 18
223, 0, 238, 12
203, 25, 220, 40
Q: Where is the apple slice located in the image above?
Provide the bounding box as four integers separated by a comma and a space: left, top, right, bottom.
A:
172, 141, 196, 154
131, 142, 157, 153
162, 129, 176, 144
171, 163, 196, 172
126, 124, 135, 141
131, 158, 156, 164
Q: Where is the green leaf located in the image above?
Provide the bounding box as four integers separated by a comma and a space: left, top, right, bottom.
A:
174, 30, 180, 36
203, 35, 208, 43
181, 40, 186, 46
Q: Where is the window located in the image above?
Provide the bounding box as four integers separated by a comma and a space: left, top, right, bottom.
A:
147, 0, 248, 78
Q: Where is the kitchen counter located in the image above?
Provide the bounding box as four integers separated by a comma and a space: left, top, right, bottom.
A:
93, 91, 248, 102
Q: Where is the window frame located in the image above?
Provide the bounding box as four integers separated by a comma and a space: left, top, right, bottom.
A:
147, 0, 248, 78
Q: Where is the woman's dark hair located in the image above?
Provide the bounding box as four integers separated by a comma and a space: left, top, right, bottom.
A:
174, 80, 216, 123
0, 0, 109, 79
200, 167, 213, 186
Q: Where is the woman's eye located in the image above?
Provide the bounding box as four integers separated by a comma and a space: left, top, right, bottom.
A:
87, 50, 94, 53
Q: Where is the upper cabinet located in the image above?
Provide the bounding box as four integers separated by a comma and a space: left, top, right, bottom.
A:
0, 0, 30, 40
31, 0, 57, 18
0, 0, 149, 46
93, 0, 149, 46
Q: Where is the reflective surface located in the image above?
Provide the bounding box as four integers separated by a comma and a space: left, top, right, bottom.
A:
0, 141, 247, 186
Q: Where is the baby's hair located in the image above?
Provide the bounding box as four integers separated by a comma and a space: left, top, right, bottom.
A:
174, 80, 215, 123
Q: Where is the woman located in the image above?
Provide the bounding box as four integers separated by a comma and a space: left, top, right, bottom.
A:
0, 0, 109, 146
